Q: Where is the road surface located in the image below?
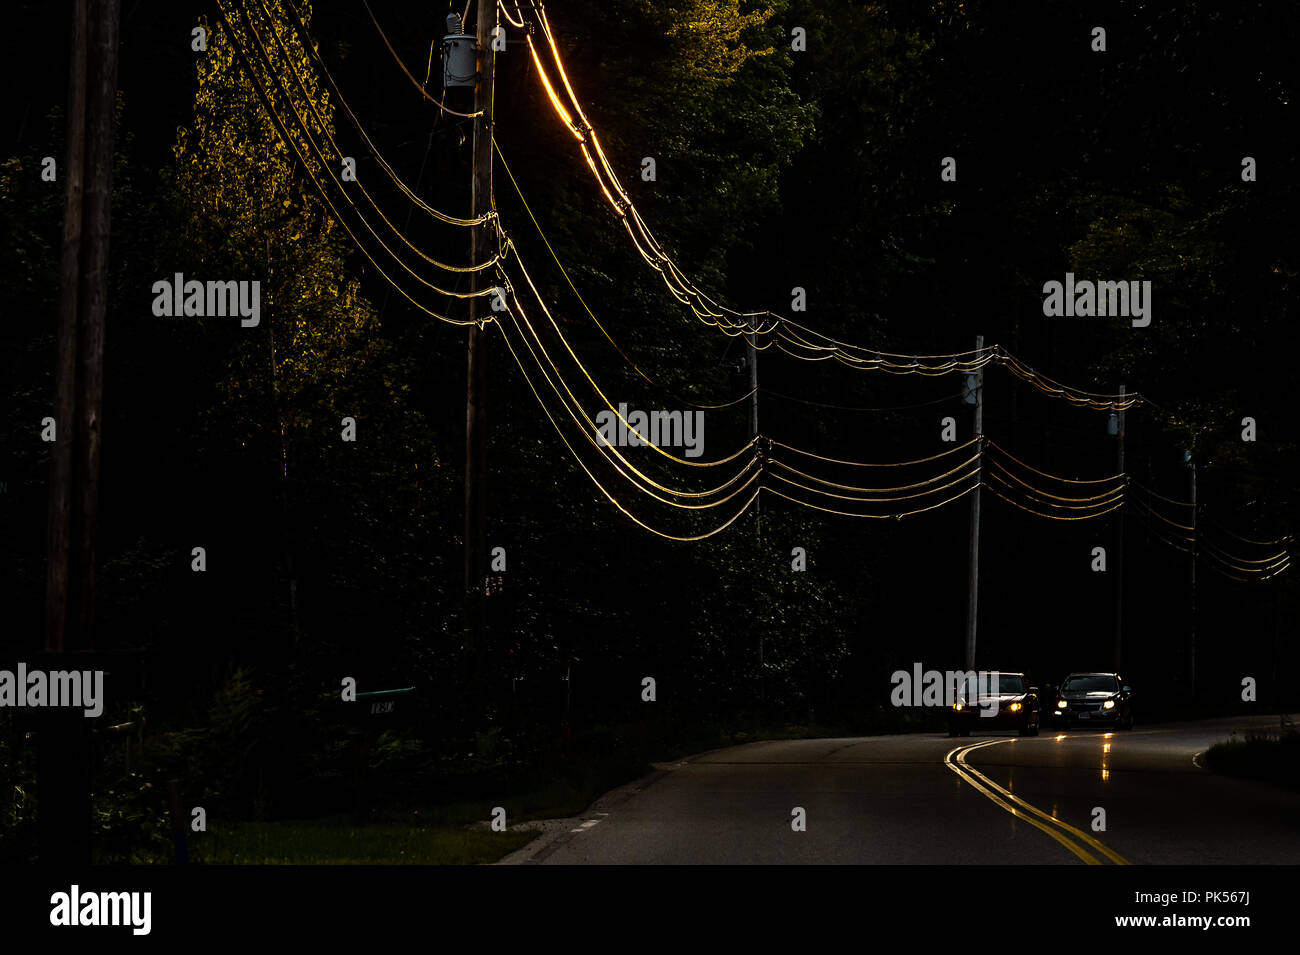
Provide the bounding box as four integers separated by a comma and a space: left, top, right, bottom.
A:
501, 715, 1300, 864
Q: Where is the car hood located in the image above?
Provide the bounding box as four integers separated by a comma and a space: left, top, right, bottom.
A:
1061, 689, 1118, 700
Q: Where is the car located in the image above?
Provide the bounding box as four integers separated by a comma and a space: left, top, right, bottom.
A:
947, 672, 1041, 737
1051, 672, 1134, 729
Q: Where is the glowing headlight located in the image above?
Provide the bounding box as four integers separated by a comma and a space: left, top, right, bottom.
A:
1103, 699, 1116, 709
1057, 700, 1068, 709
953, 703, 964, 711
1008, 702, 1022, 712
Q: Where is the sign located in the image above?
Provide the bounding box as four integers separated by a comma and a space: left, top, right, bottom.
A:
352, 687, 415, 719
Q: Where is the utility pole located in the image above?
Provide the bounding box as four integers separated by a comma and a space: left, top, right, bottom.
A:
964, 335, 984, 672
1113, 384, 1125, 671
1271, 583, 1281, 730
1188, 451, 1197, 701
43, 0, 118, 865
748, 325, 761, 716
47, 0, 87, 655
749, 325, 760, 526
464, 1, 495, 666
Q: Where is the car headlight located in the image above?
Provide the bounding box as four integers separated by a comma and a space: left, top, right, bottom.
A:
1103, 699, 1116, 709
1057, 700, 1068, 709
952, 703, 964, 711
1008, 702, 1022, 712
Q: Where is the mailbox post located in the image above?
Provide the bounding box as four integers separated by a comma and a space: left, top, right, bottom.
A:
346, 687, 415, 824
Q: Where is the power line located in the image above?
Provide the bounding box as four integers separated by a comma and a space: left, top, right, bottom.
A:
213, 1, 481, 325
495, 137, 753, 410
770, 436, 977, 469
503, 242, 761, 470
494, 309, 763, 540
229, 0, 1291, 573
281, 0, 488, 227
514, 0, 1164, 423
247, 0, 495, 277
226, 0, 497, 295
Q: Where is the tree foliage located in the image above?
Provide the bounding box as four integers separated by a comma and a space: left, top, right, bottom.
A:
3, 1, 1298, 835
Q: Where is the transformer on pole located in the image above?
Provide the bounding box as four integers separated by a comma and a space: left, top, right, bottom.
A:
443, 13, 477, 89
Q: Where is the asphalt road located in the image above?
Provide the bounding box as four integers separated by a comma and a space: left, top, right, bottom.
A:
501, 715, 1300, 865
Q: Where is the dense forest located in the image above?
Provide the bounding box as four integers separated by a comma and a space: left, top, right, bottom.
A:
2, 0, 1296, 861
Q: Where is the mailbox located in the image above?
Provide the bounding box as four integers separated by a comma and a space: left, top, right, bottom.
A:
354, 686, 415, 717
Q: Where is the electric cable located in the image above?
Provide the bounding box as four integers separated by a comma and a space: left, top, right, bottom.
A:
214, 2, 480, 325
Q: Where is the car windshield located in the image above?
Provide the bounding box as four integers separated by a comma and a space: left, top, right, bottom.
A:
1062, 675, 1119, 692
997, 675, 1025, 693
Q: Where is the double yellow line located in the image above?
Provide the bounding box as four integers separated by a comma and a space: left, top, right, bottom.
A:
945, 738, 1129, 865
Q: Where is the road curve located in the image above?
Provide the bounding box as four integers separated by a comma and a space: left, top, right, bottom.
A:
500, 715, 1300, 865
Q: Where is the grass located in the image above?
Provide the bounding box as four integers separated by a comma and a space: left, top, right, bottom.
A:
191, 817, 537, 865
178, 748, 658, 864
1204, 730, 1300, 790
164, 729, 681, 864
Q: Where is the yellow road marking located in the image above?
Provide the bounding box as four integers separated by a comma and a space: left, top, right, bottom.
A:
945, 737, 1130, 865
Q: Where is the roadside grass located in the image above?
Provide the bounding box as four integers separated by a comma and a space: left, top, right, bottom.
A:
1204, 730, 1300, 790
169, 749, 661, 865
191, 818, 536, 865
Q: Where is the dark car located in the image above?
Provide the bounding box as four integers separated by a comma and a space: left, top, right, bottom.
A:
947, 672, 1041, 737
1052, 672, 1134, 729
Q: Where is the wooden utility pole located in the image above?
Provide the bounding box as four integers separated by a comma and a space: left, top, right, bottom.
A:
42, 0, 119, 865
748, 327, 761, 713
464, 1, 495, 662
748, 325, 759, 527
1188, 452, 1197, 700
964, 336, 984, 672
1113, 384, 1125, 671
47, 0, 88, 654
